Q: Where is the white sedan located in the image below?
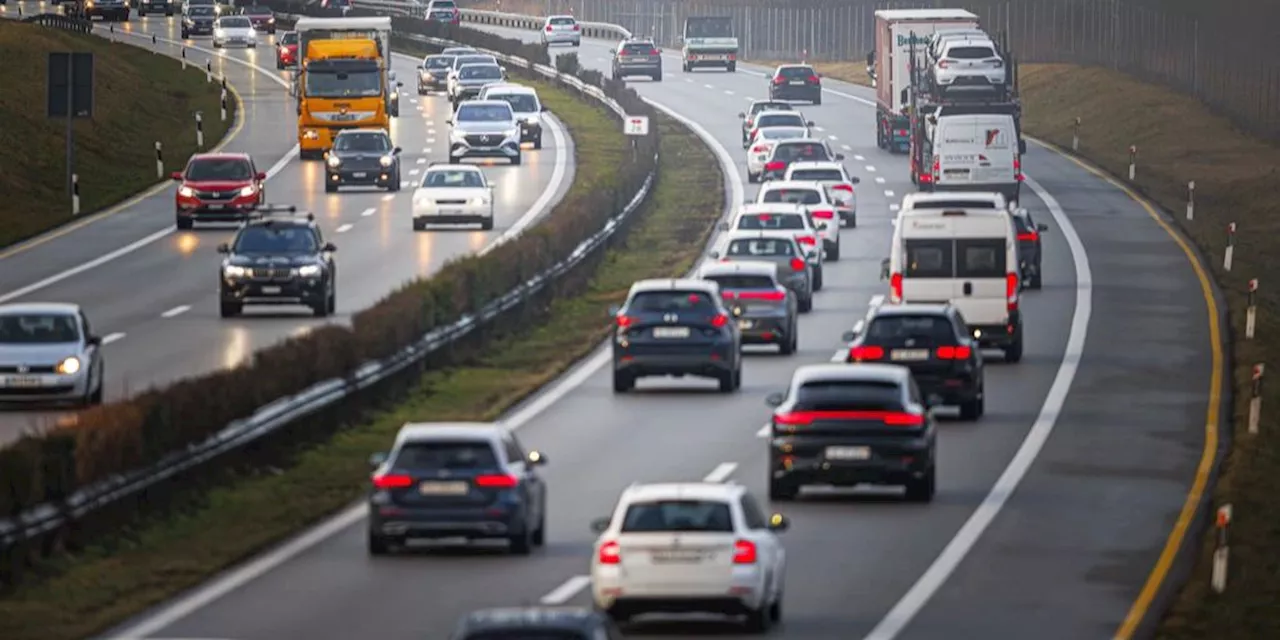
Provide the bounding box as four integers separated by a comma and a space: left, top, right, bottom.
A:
590, 482, 789, 630
745, 126, 808, 183
784, 160, 861, 227
212, 16, 257, 48
411, 164, 495, 231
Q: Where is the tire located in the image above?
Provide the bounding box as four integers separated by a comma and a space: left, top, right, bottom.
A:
1004, 334, 1023, 363
324, 181, 336, 193
389, 171, 401, 192
532, 510, 546, 546
779, 331, 794, 355
175, 216, 193, 230
367, 533, 391, 556
813, 93, 822, 105
1029, 270, 1043, 290
959, 392, 983, 421
412, 219, 426, 231
747, 171, 759, 184
480, 217, 494, 231
727, 62, 736, 72
798, 295, 812, 313
532, 134, 542, 149
312, 297, 330, 318
326, 289, 337, 315
876, 122, 886, 149
734, 365, 742, 390
745, 598, 774, 632
85, 377, 104, 406
719, 369, 735, 393
219, 301, 241, 318
277, 59, 285, 70
509, 525, 533, 555
511, 152, 522, 166
827, 242, 840, 261
904, 465, 936, 503
182, 29, 188, 38
612, 371, 633, 393
653, 71, 662, 82
213, 41, 221, 48
138, 9, 145, 16
813, 268, 824, 291
769, 479, 798, 501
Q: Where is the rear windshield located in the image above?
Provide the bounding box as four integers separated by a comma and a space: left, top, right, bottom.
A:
909, 199, 999, 209
750, 101, 792, 116
430, 0, 456, 6
761, 188, 821, 205
621, 500, 734, 533
772, 142, 830, 163
705, 275, 775, 290
957, 239, 1006, 278
756, 113, 804, 128
455, 55, 496, 68
726, 238, 795, 257
394, 441, 498, 469
550, 16, 576, 25
622, 43, 655, 55
425, 55, 453, 69
628, 291, 717, 313
737, 213, 805, 230
866, 315, 958, 341
462, 632, 585, 640
280, 31, 298, 44
759, 128, 805, 141
794, 380, 904, 412
946, 45, 997, 59
778, 66, 814, 78
460, 65, 502, 80
904, 239, 953, 278
789, 169, 843, 182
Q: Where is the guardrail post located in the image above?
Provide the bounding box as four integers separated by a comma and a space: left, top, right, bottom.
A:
1224, 222, 1236, 272
1249, 364, 1264, 435
1187, 180, 1195, 220
1072, 117, 1081, 151
1247, 279, 1259, 340
155, 141, 163, 179
152, 33, 158, 53
1211, 504, 1231, 592
181, 46, 187, 70
195, 112, 204, 149
206, 59, 213, 83
71, 173, 80, 216
1128, 144, 1137, 181
220, 86, 228, 122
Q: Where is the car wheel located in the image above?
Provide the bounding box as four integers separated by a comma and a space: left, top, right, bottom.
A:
532, 511, 546, 546
612, 371, 634, 393
389, 172, 401, 192
769, 591, 783, 624
326, 289, 337, 315
175, 216, 193, 230
181, 29, 188, 38
733, 365, 742, 390
769, 479, 798, 501
1029, 271, 1043, 289
412, 219, 426, 231
138, 9, 145, 16
367, 533, 392, 556
813, 269, 824, 291
511, 152, 522, 166
480, 217, 494, 231
814, 94, 822, 105
745, 598, 774, 632
277, 59, 284, 69
219, 301, 241, 318
509, 525, 533, 555
86, 377, 104, 406
747, 171, 759, 184
828, 242, 840, 261
324, 181, 337, 193
798, 295, 812, 313
533, 135, 542, 150
213, 40, 221, 48
1004, 335, 1023, 363
311, 298, 330, 318
904, 465, 936, 502
653, 71, 662, 82
718, 370, 735, 393
959, 394, 982, 421
779, 332, 794, 355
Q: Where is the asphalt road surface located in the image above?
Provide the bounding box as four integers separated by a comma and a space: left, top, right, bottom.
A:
95, 12, 1217, 640
0, 3, 575, 445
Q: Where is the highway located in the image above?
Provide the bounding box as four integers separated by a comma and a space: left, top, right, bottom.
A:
98, 11, 1220, 640
0, 2, 574, 445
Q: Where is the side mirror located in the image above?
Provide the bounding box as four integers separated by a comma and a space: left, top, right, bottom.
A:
527, 450, 547, 465
607, 304, 620, 317
850, 177, 861, 184
737, 112, 746, 119
765, 391, 785, 407
806, 120, 815, 127
368, 452, 388, 468
396, 81, 404, 87
880, 258, 891, 280
1037, 223, 1049, 232
708, 250, 721, 259
170, 171, 184, 181
393, 147, 402, 154
323, 242, 337, 252
590, 517, 610, 534
86, 335, 102, 347
835, 153, 845, 160
1019, 139, 1028, 155
216, 243, 230, 253
716, 221, 730, 231
255, 171, 267, 180
768, 513, 790, 531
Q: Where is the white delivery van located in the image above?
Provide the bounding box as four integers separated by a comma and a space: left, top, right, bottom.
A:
926, 112, 1022, 203
883, 206, 1023, 362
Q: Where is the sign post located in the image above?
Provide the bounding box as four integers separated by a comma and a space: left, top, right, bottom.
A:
47, 52, 94, 215
624, 115, 649, 161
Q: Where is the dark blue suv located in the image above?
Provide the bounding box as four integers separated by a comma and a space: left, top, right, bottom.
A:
367, 422, 548, 555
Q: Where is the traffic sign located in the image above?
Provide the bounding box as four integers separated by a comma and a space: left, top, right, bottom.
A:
624, 115, 649, 136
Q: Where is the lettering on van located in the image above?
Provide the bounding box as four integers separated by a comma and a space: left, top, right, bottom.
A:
896, 34, 932, 47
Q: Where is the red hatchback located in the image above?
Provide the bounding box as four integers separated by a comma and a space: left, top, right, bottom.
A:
172, 153, 266, 230
276, 31, 298, 69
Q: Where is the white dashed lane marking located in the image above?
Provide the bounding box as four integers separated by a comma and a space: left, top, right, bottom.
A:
336, 224, 354, 233
360, 207, 376, 217
102, 332, 126, 345
160, 305, 190, 318
866, 165, 877, 172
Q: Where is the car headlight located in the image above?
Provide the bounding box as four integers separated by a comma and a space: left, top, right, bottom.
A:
450, 129, 465, 141
214, 29, 225, 36
267, 17, 274, 22
505, 128, 519, 140
178, 186, 195, 197
56, 357, 81, 375
379, 155, 393, 167
239, 185, 256, 197
224, 264, 248, 278
326, 155, 341, 168
297, 264, 322, 277
304, 130, 319, 140
469, 197, 488, 206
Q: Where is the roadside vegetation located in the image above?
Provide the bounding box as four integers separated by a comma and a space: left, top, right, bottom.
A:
0, 70, 721, 640
0, 20, 233, 249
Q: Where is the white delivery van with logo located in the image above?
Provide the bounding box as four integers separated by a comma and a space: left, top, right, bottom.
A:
927, 112, 1023, 203
883, 205, 1023, 362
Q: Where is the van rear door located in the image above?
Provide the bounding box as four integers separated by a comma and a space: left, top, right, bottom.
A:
935, 116, 1017, 188
950, 216, 1012, 325
900, 216, 956, 306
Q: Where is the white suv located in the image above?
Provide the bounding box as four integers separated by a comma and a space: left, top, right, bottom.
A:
931, 38, 1006, 93
589, 482, 790, 630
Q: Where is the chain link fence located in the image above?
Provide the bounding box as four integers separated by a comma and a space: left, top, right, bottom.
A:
467, 0, 1279, 140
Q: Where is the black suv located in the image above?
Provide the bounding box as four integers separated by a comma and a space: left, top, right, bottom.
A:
843, 303, 985, 420
1011, 207, 1050, 289
451, 607, 622, 640
367, 423, 548, 555
324, 129, 402, 193
766, 363, 937, 502
768, 64, 822, 104
181, 5, 216, 37
216, 208, 337, 318
610, 279, 742, 393
612, 37, 663, 82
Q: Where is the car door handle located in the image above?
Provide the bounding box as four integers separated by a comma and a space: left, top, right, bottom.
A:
962, 282, 973, 296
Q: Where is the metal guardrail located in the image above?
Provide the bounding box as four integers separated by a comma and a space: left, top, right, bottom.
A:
21, 13, 94, 33
0, 25, 655, 551
349, 0, 632, 40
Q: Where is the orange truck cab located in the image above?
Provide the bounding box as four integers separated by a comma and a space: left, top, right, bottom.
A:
293, 16, 396, 159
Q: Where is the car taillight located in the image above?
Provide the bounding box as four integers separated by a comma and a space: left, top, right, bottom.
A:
895, 129, 908, 136
573, 24, 580, 31
776, 410, 924, 427
751, 145, 769, 154
890, 272, 903, 302
650, 48, 659, 55
773, 76, 785, 85
739, 290, 786, 301
931, 157, 940, 180
935, 345, 972, 360
796, 235, 816, 245
789, 258, 806, 272
808, 75, 820, 83
545, 25, 553, 31
598, 541, 621, 564
830, 184, 853, 193
474, 474, 519, 488
810, 210, 834, 219
765, 161, 785, 172
616, 315, 636, 328
372, 473, 413, 489
733, 539, 757, 564
938, 59, 952, 68
849, 345, 884, 361
710, 314, 728, 328
1014, 156, 1024, 181
1017, 231, 1038, 242
1007, 273, 1019, 311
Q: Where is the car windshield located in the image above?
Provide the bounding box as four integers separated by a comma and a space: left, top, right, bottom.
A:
726, 238, 795, 257
430, 0, 456, 7
280, 31, 298, 44
304, 68, 381, 98
628, 291, 717, 313
621, 500, 734, 533
0, 313, 80, 344
772, 143, 830, 163
789, 169, 844, 182
423, 169, 485, 188
867, 315, 957, 341
550, 16, 576, 25
779, 66, 814, 78
759, 128, 806, 141
457, 104, 514, 122
185, 158, 252, 181
425, 55, 452, 69
189, 6, 215, 16
393, 441, 497, 469
761, 188, 821, 205
757, 114, 804, 128
333, 133, 390, 152
489, 93, 538, 113
455, 55, 495, 69
462, 632, 587, 640
705, 274, 775, 289
460, 65, 502, 80
947, 45, 997, 59
241, 7, 271, 15
737, 213, 806, 230
218, 17, 251, 28
751, 102, 792, 116
232, 226, 317, 254
793, 380, 905, 412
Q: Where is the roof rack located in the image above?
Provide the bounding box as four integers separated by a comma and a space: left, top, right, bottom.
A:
255, 205, 315, 222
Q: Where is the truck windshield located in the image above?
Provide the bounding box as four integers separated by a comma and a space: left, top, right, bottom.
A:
304, 69, 381, 98
685, 18, 733, 38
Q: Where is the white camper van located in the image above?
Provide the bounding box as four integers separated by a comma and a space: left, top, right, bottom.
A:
884, 205, 1023, 362
925, 112, 1022, 203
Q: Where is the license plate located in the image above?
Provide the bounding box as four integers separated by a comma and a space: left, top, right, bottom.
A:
891, 348, 930, 361
2, 376, 42, 388
207, 204, 224, 210
652, 327, 690, 339
738, 320, 753, 329
790, 80, 805, 85
652, 550, 706, 563
439, 209, 463, 216
352, 172, 367, 178
418, 481, 469, 496
260, 286, 281, 294
825, 446, 870, 461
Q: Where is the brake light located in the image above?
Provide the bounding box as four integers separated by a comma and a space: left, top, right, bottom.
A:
1017, 231, 1038, 242
775, 410, 924, 427
796, 235, 816, 245
710, 314, 729, 328
372, 473, 413, 489
733, 539, 757, 564
935, 345, 972, 359
895, 129, 908, 136
765, 161, 786, 172
931, 157, 940, 181
545, 25, 553, 31
789, 258, 806, 272
1006, 273, 1019, 311
883, 413, 926, 426
849, 345, 885, 360
890, 272, 903, 302
650, 48, 659, 55
830, 184, 853, 193
598, 540, 621, 564
739, 290, 786, 301
751, 145, 769, 154
938, 59, 952, 68
474, 474, 519, 488
773, 76, 785, 85
573, 24, 580, 31
808, 75, 820, 83
616, 315, 636, 328
1014, 156, 1024, 181
810, 210, 834, 219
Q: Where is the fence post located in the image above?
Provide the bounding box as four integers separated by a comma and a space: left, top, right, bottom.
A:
1211, 504, 1231, 593
1249, 364, 1264, 435
1128, 144, 1137, 181
196, 112, 204, 149
1247, 279, 1259, 340
1224, 223, 1236, 271
221, 86, 228, 122
71, 173, 80, 216
1187, 180, 1195, 220
155, 141, 163, 179
206, 59, 213, 83
1072, 117, 1080, 151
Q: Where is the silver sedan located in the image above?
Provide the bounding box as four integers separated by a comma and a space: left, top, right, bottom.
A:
0, 303, 105, 406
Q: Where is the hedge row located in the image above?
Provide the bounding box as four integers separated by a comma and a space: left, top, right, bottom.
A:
0, 8, 657, 533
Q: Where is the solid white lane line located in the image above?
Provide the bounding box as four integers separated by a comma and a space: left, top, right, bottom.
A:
102, 332, 127, 345
477, 111, 571, 253
862, 174, 1093, 639
335, 224, 354, 233
540, 575, 592, 605
160, 305, 190, 318
703, 463, 738, 483
360, 208, 376, 217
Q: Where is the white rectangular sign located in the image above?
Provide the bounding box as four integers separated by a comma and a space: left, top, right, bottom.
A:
624, 115, 649, 136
